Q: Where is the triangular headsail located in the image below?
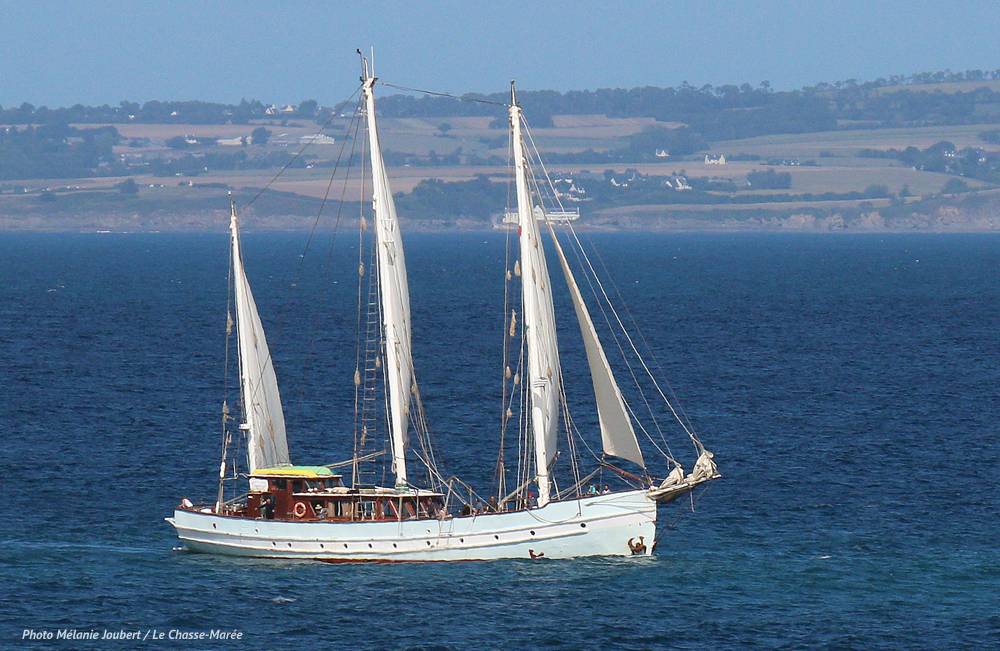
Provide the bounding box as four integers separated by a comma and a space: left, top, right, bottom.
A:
363, 68, 413, 488
229, 200, 290, 473
548, 231, 645, 469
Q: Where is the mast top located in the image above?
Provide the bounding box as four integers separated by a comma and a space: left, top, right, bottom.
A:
359, 48, 376, 85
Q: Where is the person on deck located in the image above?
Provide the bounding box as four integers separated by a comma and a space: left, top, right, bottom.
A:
486, 497, 498, 513
260, 495, 273, 519
602, 485, 611, 494
526, 492, 537, 509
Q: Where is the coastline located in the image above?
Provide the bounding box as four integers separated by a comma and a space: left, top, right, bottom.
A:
2, 202, 999, 233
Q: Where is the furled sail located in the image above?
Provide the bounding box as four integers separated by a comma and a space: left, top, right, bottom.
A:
229, 201, 290, 473
549, 233, 645, 469
511, 87, 561, 507
363, 72, 413, 487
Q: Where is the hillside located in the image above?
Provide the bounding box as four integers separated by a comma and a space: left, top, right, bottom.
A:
4, 69, 1000, 231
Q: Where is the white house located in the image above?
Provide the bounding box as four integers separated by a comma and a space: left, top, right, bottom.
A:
300, 134, 336, 145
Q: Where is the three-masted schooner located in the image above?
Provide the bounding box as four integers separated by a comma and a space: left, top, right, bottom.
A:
168, 63, 719, 561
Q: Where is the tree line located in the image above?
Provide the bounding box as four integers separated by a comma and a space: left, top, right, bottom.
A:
0, 99, 331, 127
5, 67, 1000, 140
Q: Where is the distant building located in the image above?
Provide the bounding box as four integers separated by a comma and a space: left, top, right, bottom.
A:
655, 149, 669, 158
664, 176, 691, 190
300, 134, 336, 145
552, 177, 587, 200
704, 154, 727, 165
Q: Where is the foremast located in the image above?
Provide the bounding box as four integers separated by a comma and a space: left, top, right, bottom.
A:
228, 196, 290, 475
510, 84, 562, 507
362, 66, 413, 489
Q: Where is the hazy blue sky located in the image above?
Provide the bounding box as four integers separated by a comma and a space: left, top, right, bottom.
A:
3, 1, 999, 108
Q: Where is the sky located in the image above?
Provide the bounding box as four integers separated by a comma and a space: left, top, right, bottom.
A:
2, 0, 1000, 109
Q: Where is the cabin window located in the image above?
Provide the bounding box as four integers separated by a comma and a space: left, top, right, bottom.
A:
292, 481, 303, 493
273, 479, 287, 491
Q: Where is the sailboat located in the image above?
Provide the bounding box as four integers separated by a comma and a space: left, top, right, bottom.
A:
167, 64, 719, 561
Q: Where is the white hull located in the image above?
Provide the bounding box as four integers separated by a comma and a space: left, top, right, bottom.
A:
168, 489, 655, 561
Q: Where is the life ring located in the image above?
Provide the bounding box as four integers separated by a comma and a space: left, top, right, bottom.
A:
293, 501, 308, 518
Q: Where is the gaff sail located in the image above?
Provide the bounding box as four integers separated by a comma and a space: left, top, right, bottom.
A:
230, 202, 290, 473
363, 72, 414, 488
511, 89, 562, 507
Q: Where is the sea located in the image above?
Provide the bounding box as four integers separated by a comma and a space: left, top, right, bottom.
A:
0, 231, 998, 650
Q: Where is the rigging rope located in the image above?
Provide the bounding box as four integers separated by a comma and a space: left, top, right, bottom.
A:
285, 95, 366, 437
520, 116, 694, 468
376, 82, 509, 107
237, 91, 361, 215
586, 240, 704, 448
232, 89, 366, 458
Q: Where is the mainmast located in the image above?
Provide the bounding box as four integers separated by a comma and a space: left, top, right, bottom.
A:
510, 83, 562, 507
362, 62, 413, 488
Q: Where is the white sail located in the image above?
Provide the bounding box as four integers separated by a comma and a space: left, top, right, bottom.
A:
230, 203, 290, 473
549, 233, 645, 469
511, 91, 561, 507
363, 73, 412, 488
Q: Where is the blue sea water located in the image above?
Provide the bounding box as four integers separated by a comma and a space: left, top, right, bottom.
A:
1, 232, 999, 650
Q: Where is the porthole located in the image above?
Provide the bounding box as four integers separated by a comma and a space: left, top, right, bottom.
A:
427, 541, 431, 546
271, 541, 276, 546
320, 544, 324, 549
580, 523, 587, 528
393, 543, 397, 548
494, 535, 499, 540
460, 538, 464, 543
530, 530, 535, 536
343, 544, 348, 549
212, 523, 217, 529
368, 543, 373, 548
287, 542, 292, 547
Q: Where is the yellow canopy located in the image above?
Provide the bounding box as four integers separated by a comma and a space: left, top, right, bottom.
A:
250, 465, 335, 478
